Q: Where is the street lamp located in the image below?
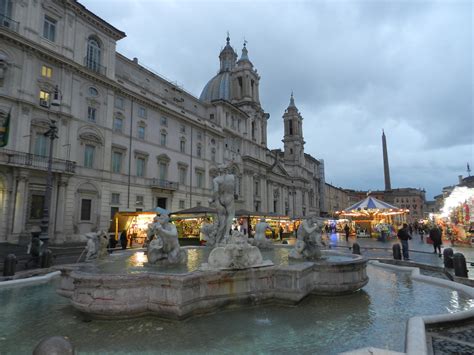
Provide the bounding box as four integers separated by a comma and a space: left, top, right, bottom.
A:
39, 86, 61, 249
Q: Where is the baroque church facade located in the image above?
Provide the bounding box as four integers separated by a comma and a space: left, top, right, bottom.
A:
0, 0, 325, 243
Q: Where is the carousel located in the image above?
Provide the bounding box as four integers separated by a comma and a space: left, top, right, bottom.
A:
335, 196, 408, 240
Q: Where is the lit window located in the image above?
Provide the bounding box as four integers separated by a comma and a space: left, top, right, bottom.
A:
113, 116, 123, 132
43, 16, 56, 42
41, 65, 52, 78
111, 193, 120, 204
39, 90, 50, 107
84, 144, 95, 168
136, 157, 145, 177
112, 151, 122, 173
138, 126, 145, 139
138, 107, 146, 118
87, 106, 96, 122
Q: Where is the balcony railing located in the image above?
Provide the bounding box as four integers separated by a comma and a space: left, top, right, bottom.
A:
149, 178, 178, 191
84, 57, 107, 76
0, 149, 76, 174
0, 14, 19, 32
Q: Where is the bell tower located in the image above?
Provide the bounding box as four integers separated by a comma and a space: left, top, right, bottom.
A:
283, 93, 305, 165
232, 42, 260, 105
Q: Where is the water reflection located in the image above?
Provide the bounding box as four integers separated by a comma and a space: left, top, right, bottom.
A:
128, 251, 147, 267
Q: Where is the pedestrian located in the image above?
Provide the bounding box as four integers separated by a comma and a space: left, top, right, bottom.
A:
344, 224, 350, 243
419, 227, 424, 242
408, 224, 413, 235
120, 229, 127, 250
429, 225, 442, 257
397, 223, 412, 260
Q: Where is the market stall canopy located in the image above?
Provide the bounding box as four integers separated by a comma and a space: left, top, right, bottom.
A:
235, 209, 254, 217
171, 206, 217, 215
146, 207, 171, 215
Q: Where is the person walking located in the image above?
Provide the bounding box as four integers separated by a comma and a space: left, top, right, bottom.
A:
120, 229, 128, 250
397, 223, 412, 260
429, 225, 443, 257
344, 224, 350, 243
419, 227, 425, 242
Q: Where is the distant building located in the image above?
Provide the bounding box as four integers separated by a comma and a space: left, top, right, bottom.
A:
324, 183, 349, 216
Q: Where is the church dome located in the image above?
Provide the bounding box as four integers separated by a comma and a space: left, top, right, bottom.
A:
199, 71, 231, 102
200, 35, 236, 102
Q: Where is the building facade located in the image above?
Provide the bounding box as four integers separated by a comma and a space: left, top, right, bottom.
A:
324, 183, 349, 216
0, 0, 325, 243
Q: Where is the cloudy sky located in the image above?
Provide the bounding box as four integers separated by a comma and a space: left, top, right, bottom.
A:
81, 0, 472, 200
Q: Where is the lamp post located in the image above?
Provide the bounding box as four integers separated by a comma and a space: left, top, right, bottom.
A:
39, 86, 60, 249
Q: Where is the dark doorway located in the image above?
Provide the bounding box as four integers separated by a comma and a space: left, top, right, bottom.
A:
157, 198, 167, 209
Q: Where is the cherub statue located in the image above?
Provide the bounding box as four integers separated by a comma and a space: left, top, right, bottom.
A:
147, 214, 186, 264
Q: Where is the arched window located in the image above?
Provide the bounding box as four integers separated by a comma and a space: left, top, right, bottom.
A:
86, 37, 101, 72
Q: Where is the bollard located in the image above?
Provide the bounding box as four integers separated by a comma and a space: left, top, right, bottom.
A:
392, 244, 402, 260
40, 249, 53, 268
453, 253, 468, 278
3, 254, 17, 276
33, 336, 74, 355
443, 248, 454, 268
352, 243, 361, 255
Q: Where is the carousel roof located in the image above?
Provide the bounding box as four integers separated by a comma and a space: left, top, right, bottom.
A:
344, 196, 399, 211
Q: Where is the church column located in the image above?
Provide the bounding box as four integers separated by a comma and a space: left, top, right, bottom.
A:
12, 170, 29, 236
244, 173, 253, 211
54, 176, 69, 243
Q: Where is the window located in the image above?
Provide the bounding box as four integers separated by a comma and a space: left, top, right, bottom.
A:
196, 144, 202, 158
197, 131, 202, 140
138, 106, 146, 118
180, 138, 186, 153
86, 38, 101, 72
211, 148, 216, 162
110, 206, 119, 219
196, 201, 202, 207
136, 157, 145, 177
41, 65, 52, 78
113, 116, 123, 132
112, 151, 122, 173
39, 90, 50, 107
30, 194, 44, 219
209, 114, 215, 121
160, 116, 167, 126
34, 132, 48, 156
88, 87, 99, 96
158, 162, 168, 180
251, 121, 256, 139
80, 199, 92, 220
87, 106, 96, 122
115, 96, 124, 109
180, 124, 186, 133
254, 179, 259, 196
136, 195, 144, 206
43, 16, 56, 42
111, 193, 120, 204
179, 200, 185, 209
0, 1, 12, 17
84, 144, 95, 168
196, 171, 203, 188
160, 131, 167, 146
138, 125, 145, 139
178, 166, 187, 185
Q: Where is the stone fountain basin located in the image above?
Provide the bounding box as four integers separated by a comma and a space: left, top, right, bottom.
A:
57, 250, 368, 320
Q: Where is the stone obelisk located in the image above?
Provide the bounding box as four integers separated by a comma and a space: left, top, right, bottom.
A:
382, 130, 391, 191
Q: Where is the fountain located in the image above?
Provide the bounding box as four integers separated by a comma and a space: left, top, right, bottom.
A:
56, 164, 368, 319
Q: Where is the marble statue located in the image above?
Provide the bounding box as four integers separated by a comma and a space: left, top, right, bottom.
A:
147, 214, 186, 264
252, 218, 273, 249
84, 231, 108, 261
209, 164, 235, 244
203, 230, 272, 270
201, 222, 219, 247
289, 216, 326, 260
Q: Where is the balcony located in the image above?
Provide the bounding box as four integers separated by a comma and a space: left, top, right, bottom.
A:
0, 14, 19, 32
149, 178, 178, 191
0, 149, 76, 174
83, 57, 107, 76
